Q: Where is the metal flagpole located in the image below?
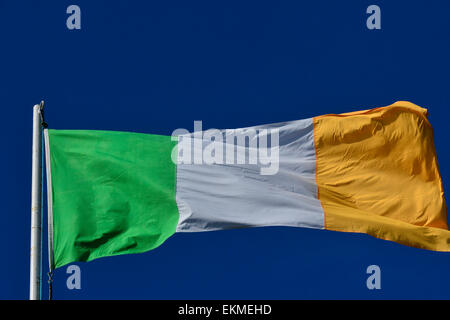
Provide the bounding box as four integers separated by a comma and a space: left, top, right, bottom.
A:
30, 101, 44, 300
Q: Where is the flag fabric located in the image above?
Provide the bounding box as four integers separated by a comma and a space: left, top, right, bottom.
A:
44, 101, 448, 268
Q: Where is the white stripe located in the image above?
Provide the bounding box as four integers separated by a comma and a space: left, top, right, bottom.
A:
175, 118, 324, 232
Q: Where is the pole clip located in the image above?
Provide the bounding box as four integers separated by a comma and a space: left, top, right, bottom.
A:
47, 271, 53, 300
39, 101, 48, 128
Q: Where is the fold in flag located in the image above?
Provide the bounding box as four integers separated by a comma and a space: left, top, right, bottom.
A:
45, 101, 448, 268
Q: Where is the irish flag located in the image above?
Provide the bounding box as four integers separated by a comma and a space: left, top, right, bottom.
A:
44, 101, 448, 269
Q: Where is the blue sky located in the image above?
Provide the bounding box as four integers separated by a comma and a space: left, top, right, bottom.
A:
1, 0, 450, 299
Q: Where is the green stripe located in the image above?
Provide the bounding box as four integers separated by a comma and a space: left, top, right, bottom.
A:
47, 129, 178, 268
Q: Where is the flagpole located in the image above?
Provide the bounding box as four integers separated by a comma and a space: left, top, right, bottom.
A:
30, 101, 44, 300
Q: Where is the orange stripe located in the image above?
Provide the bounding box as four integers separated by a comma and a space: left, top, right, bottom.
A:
314, 101, 450, 251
